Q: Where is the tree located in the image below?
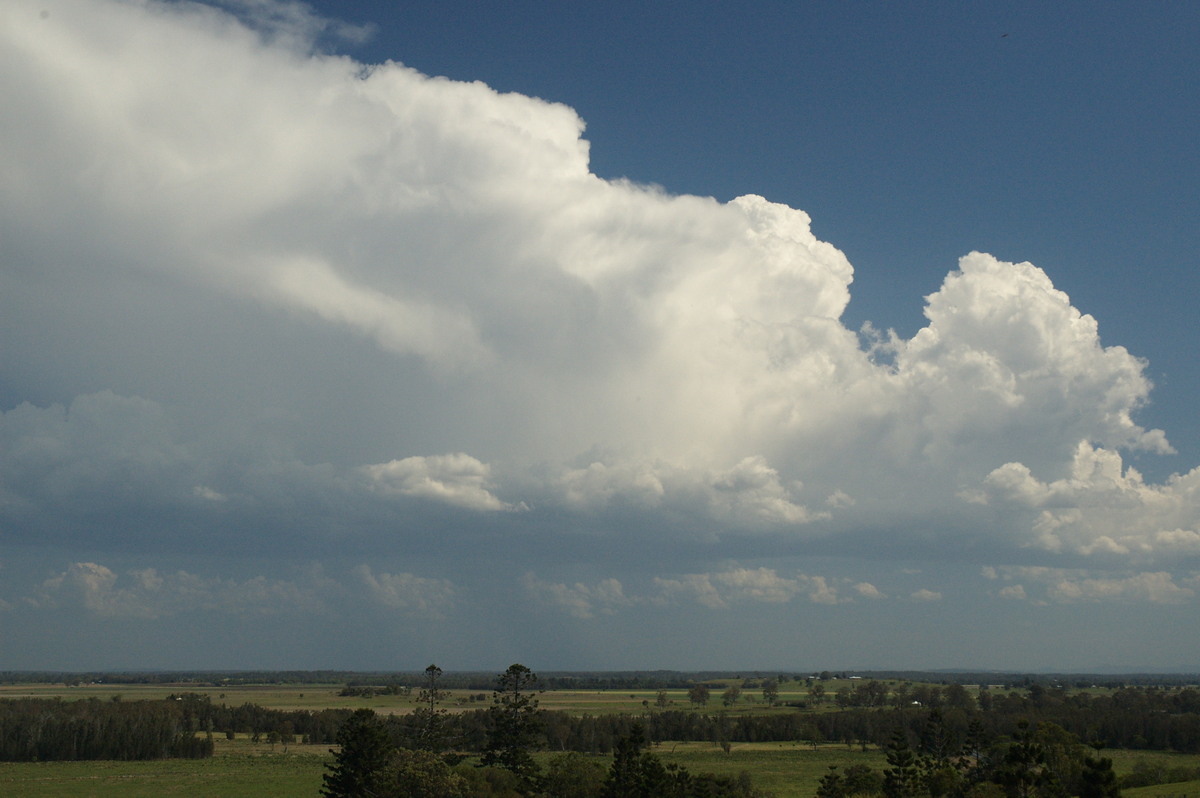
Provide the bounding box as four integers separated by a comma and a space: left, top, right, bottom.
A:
945, 683, 973, 710
722, 684, 743, 707
816, 766, 845, 798
844, 764, 884, 796
544, 751, 605, 798
919, 710, 959, 767
762, 678, 779, 707
603, 722, 673, 797
996, 721, 1052, 798
809, 682, 826, 706
375, 747, 467, 798
1079, 746, 1121, 798
411, 664, 450, 753
961, 718, 992, 787
481, 663, 543, 789
883, 730, 921, 798
655, 689, 670, 709
687, 683, 710, 708
321, 708, 395, 798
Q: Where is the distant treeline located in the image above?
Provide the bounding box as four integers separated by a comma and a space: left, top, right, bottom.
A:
0, 670, 744, 691
0, 698, 213, 761
806, 682, 1200, 752
3, 669, 1197, 689
94, 683, 1200, 755
4, 680, 1200, 762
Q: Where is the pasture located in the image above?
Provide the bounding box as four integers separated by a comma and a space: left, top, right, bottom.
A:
0, 738, 890, 798
4, 738, 1200, 798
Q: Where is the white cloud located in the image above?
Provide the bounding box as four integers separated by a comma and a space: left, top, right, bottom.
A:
193, 485, 227, 502
554, 455, 824, 528
910, 589, 943, 602
985, 566, 1195, 605
854, 582, 885, 599
706, 457, 826, 525
976, 441, 1200, 558
826, 490, 856, 509
361, 453, 513, 511
653, 573, 731, 609
998, 584, 1027, 600
899, 254, 1169, 458
715, 567, 810, 603
555, 459, 667, 509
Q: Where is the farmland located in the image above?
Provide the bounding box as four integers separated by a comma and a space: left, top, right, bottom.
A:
2, 674, 1200, 797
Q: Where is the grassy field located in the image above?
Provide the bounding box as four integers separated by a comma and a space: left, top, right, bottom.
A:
6, 741, 1198, 798
0, 748, 328, 798
0, 738, 881, 798
1125, 782, 1200, 798
656, 741, 888, 797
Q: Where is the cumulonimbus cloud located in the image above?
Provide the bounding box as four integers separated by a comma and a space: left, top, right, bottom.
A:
0, 0, 1195, 577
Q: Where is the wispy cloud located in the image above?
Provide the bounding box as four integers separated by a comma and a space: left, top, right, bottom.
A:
521, 573, 634, 619
31, 562, 332, 619
355, 566, 457, 618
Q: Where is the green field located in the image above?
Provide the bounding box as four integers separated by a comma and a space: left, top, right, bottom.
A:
656, 741, 888, 797
6, 741, 1198, 798
0, 748, 327, 798
0, 739, 886, 798
1124, 782, 1200, 798
5, 739, 1200, 798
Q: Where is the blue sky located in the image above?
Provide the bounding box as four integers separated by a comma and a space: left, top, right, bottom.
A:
1, 0, 1198, 672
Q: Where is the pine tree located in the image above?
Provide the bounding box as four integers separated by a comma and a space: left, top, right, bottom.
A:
481, 663, 543, 789
321, 708, 394, 798
411, 664, 450, 753
816, 765, 845, 798
883, 729, 921, 798
1080, 745, 1121, 798
997, 721, 1052, 798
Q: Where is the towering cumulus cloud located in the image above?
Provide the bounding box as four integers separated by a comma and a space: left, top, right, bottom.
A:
1, 0, 1197, 669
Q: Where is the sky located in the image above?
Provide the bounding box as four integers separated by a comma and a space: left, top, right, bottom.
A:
2, 0, 1199, 673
